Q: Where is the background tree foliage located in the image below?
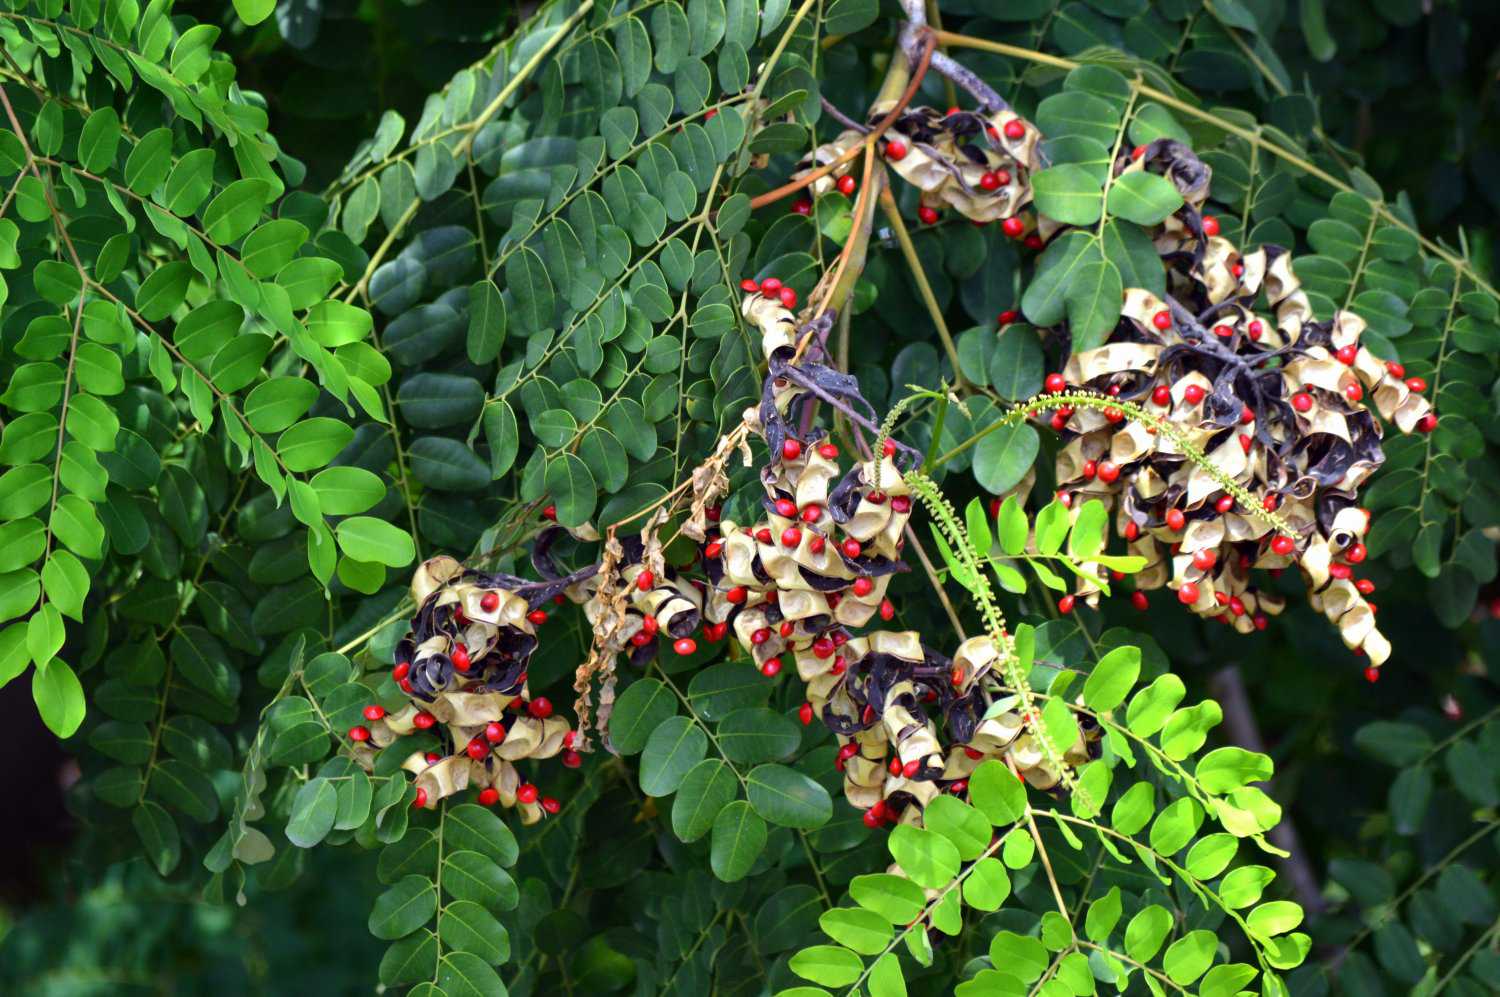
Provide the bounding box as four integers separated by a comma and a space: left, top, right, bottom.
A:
0, 0, 1496, 995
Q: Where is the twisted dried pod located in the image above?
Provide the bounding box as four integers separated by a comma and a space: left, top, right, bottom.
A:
1042, 147, 1431, 670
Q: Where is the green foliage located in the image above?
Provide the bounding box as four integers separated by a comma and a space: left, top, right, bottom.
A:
0, 1, 1498, 996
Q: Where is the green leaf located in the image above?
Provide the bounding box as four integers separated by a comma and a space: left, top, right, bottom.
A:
78, 107, 122, 173
1106, 171, 1184, 224
924, 796, 991, 860
819, 907, 892, 955
33, 658, 84, 737
609, 678, 676, 754
336, 517, 415, 568
310, 467, 386, 515
973, 422, 1038, 494
639, 715, 708, 796
439, 902, 508, 964
370, 875, 438, 940
1082, 645, 1141, 712
132, 801, 181, 876
888, 824, 961, 890
1032, 165, 1103, 225
232, 0, 276, 25
442, 850, 517, 911
710, 800, 767, 882
969, 759, 1026, 825
961, 857, 1010, 912
671, 758, 737, 842
1195, 746, 1274, 793
1162, 929, 1217, 984
544, 453, 596, 528
286, 778, 339, 847
203, 179, 271, 243
789, 945, 863, 987
747, 763, 831, 829
850, 873, 927, 924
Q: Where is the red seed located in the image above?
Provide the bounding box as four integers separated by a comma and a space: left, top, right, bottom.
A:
563, 749, 582, 768
799, 702, 814, 726
527, 609, 548, 625
1385, 361, 1406, 378
1253, 614, 1269, 631
485, 721, 506, 743
979, 171, 1000, 191
528, 697, 553, 719
393, 660, 410, 681
541, 797, 561, 814
543, 504, 557, 521
1131, 591, 1149, 610
1406, 376, 1427, 393
480, 592, 500, 613
414, 712, 436, 730
740, 278, 759, 292
761, 277, 783, 293
1336, 344, 1358, 365
1345, 382, 1363, 402
1214, 324, 1233, 338
1192, 549, 1216, 570
1183, 384, 1205, 405
879, 598, 895, 621
1292, 392, 1313, 412
781, 527, 802, 547
1216, 495, 1234, 513
842, 538, 862, 558
831, 656, 847, 675
903, 759, 920, 778
852, 577, 874, 597
885, 139, 908, 161
1097, 461, 1120, 484
818, 442, 839, 459
1240, 405, 1255, 424
478, 788, 499, 806
704, 540, 723, 558
782, 438, 802, 460
1002, 217, 1025, 238
1417, 413, 1438, 433
791, 198, 812, 216
364, 705, 386, 721
726, 586, 747, 604
349, 725, 371, 742
1355, 579, 1376, 595
1263, 493, 1280, 512
1131, 144, 1147, 160
1178, 582, 1200, 605
636, 570, 655, 591
1058, 594, 1075, 614
779, 286, 798, 309
891, 495, 911, 513
674, 637, 697, 656
1202, 215, 1220, 236
451, 644, 471, 671
516, 784, 538, 805
1004, 119, 1025, 139
998, 310, 1019, 326
836, 175, 857, 196
862, 808, 883, 828
413, 788, 428, 808
1152, 384, 1171, 406
1363, 666, 1380, 683
755, 527, 773, 544
1271, 535, 1296, 556
1124, 521, 1139, 542
774, 498, 797, 518
1248, 320, 1264, 340
1152, 310, 1172, 331
1165, 508, 1185, 531
467, 738, 489, 760
1345, 543, 1367, 564
761, 658, 782, 677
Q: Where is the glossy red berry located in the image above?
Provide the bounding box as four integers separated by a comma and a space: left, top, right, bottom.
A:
1004, 119, 1025, 139
1045, 373, 1067, 393
1345, 382, 1363, 402
543, 504, 557, 521
392, 660, 410, 681
782, 438, 802, 460
1131, 591, 1149, 611
635, 570, 655, 591
1336, 344, 1358, 365
1057, 594, 1075, 614
740, 278, 760, 292
1183, 383, 1205, 405
673, 637, 697, 656
1216, 495, 1234, 513
979, 171, 1000, 191
879, 598, 895, 621
781, 527, 802, 547
1178, 582, 1200, 605
527, 609, 548, 625
1201, 215, 1220, 236
1345, 543, 1367, 564
1152, 310, 1172, 330
479, 591, 500, 613
885, 139, 907, 161
1002, 217, 1025, 238
413, 711, 436, 730
1151, 384, 1171, 406
998, 309, 1019, 326
761, 657, 782, 677
1097, 461, 1120, 484
1253, 613, 1269, 631
1248, 320, 1264, 340
777, 286, 797, 308
349, 725, 371, 742
1271, 535, 1296, 556
364, 705, 386, 722
1417, 413, 1438, 433
1385, 361, 1406, 379
1192, 549, 1216, 570
818, 442, 839, 459
1131, 144, 1147, 160
562, 749, 582, 768
1356, 578, 1376, 595
516, 784, 538, 805
852, 577, 874, 597
466, 738, 489, 760
726, 586, 747, 604
478, 788, 499, 806
451, 644, 471, 671
1292, 392, 1313, 412
1363, 666, 1380, 683
918, 205, 939, 225
836, 175, 857, 196
842, 538, 862, 558
541, 797, 561, 814
413, 788, 428, 808
1214, 324, 1233, 338
791, 198, 812, 215
527, 698, 552, 720
1406, 376, 1427, 393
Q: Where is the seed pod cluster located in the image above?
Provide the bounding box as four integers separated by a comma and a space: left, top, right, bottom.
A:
354, 555, 585, 823
879, 106, 1041, 225
734, 288, 1100, 827
1040, 142, 1433, 671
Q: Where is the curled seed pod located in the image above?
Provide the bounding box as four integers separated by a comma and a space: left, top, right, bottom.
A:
1039, 146, 1430, 666
876, 106, 1043, 224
